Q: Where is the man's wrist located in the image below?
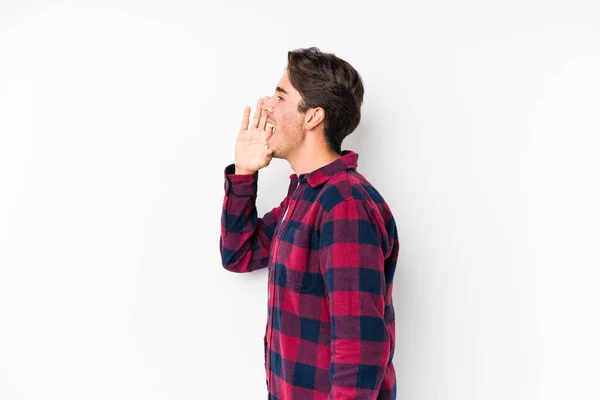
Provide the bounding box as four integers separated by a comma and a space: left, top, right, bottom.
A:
234, 165, 256, 175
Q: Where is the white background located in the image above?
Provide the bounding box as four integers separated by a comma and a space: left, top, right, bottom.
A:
1, 1, 599, 399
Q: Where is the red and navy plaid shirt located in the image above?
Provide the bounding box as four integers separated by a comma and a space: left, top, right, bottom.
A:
220, 150, 398, 399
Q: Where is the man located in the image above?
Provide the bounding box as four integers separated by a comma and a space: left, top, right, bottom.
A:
220, 47, 398, 400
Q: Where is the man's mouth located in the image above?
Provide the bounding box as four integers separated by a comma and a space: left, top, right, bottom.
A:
266, 121, 276, 139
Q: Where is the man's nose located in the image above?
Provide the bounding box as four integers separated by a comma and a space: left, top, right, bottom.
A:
263, 96, 275, 111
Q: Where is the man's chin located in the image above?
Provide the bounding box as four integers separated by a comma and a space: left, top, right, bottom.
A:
270, 149, 286, 161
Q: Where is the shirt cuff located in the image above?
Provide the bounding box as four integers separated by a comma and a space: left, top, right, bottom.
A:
224, 163, 259, 196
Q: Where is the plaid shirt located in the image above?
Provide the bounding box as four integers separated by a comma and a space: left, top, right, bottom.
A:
220, 150, 398, 399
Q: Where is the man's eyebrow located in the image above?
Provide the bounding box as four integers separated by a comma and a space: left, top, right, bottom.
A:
275, 86, 288, 95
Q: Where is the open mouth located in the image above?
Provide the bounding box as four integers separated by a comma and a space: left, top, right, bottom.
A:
266, 122, 276, 140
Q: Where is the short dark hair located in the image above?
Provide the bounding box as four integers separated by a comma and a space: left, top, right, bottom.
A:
286, 47, 364, 154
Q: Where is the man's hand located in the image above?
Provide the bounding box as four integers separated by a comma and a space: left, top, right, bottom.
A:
234, 96, 274, 174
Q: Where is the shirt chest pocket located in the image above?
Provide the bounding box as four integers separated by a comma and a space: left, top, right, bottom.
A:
275, 224, 322, 294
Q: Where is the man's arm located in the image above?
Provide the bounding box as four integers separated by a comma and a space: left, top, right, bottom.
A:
219, 163, 286, 273
220, 95, 278, 272
318, 199, 391, 399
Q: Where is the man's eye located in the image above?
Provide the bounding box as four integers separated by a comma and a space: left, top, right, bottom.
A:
277, 96, 284, 101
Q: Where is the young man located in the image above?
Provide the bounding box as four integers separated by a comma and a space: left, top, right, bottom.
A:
220, 47, 398, 400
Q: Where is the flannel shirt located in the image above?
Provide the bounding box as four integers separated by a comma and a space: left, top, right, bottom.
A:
220, 150, 398, 399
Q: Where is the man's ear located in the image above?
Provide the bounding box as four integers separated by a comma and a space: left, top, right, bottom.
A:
305, 107, 325, 131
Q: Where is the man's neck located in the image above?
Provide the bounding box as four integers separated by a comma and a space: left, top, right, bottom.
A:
287, 145, 341, 177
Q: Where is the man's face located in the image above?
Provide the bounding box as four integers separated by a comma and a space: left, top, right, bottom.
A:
264, 70, 306, 160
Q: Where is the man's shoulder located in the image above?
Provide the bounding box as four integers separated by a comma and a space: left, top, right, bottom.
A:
316, 169, 390, 215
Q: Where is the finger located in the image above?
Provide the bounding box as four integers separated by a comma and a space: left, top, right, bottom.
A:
258, 102, 269, 131
251, 98, 264, 128
259, 112, 272, 142
240, 106, 250, 132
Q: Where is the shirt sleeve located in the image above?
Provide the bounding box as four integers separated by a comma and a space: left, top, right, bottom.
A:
318, 199, 391, 399
219, 163, 286, 273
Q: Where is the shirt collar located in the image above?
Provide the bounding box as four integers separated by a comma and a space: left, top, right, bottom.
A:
289, 150, 359, 188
